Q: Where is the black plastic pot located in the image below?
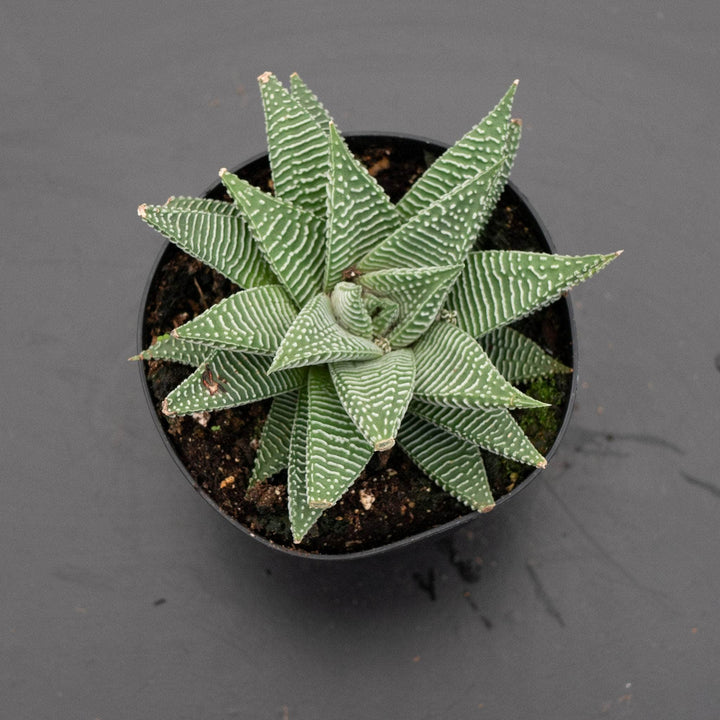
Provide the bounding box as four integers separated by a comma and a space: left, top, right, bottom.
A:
137, 133, 577, 560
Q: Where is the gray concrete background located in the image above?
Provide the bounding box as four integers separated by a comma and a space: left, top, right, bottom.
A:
2, 2, 719, 718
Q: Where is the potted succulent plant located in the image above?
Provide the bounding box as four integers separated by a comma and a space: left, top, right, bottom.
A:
133, 72, 619, 556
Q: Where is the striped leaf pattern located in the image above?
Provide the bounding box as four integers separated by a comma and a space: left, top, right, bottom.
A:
357, 265, 462, 347
480, 326, 571, 383
220, 171, 325, 307
474, 118, 523, 227
363, 294, 400, 337
163, 351, 305, 416
289, 72, 335, 131
287, 384, 325, 543
409, 399, 546, 467
251, 391, 298, 485
330, 282, 374, 338
396, 81, 518, 219
330, 349, 416, 451
324, 123, 401, 288
448, 251, 620, 338
494, 119, 522, 206
356, 162, 503, 272
412, 322, 547, 409
269, 293, 383, 373
258, 72, 329, 216
131, 333, 212, 367
306, 366, 374, 508
139, 197, 276, 288
172, 286, 297, 354
397, 415, 495, 511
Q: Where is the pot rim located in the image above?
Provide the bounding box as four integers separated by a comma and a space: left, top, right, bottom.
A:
137, 132, 578, 561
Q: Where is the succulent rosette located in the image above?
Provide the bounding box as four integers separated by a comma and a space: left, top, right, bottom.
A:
134, 72, 618, 542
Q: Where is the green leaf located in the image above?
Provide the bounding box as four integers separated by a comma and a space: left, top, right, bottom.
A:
130, 333, 212, 367
220, 170, 325, 308
138, 197, 276, 288
493, 118, 522, 208
163, 351, 306, 416
287, 383, 324, 543
356, 162, 503, 272
412, 322, 547, 409
409, 399, 546, 467
448, 250, 621, 338
258, 71, 329, 216
363, 294, 400, 337
324, 123, 401, 289
306, 366, 374, 508
480, 326, 571, 383
397, 414, 494, 511
397, 81, 518, 219
251, 391, 298, 485
173, 286, 297, 354
330, 282, 374, 338
473, 119, 522, 234
330, 349, 416, 451
270, 293, 384, 373
289, 72, 334, 132
356, 265, 462, 347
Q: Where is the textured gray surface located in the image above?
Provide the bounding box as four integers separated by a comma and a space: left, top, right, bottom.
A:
3, 2, 719, 718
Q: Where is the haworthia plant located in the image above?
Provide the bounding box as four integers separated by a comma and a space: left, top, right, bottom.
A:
134, 72, 620, 543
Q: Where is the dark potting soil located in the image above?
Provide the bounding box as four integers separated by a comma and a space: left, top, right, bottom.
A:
140, 136, 573, 555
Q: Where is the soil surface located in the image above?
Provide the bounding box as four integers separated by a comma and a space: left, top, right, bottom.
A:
140, 135, 573, 555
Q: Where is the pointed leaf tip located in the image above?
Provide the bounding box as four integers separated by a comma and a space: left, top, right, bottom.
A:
218, 167, 228, 178
137, 203, 147, 217
308, 500, 333, 509
374, 438, 396, 452
513, 78, 519, 86
258, 71, 273, 84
